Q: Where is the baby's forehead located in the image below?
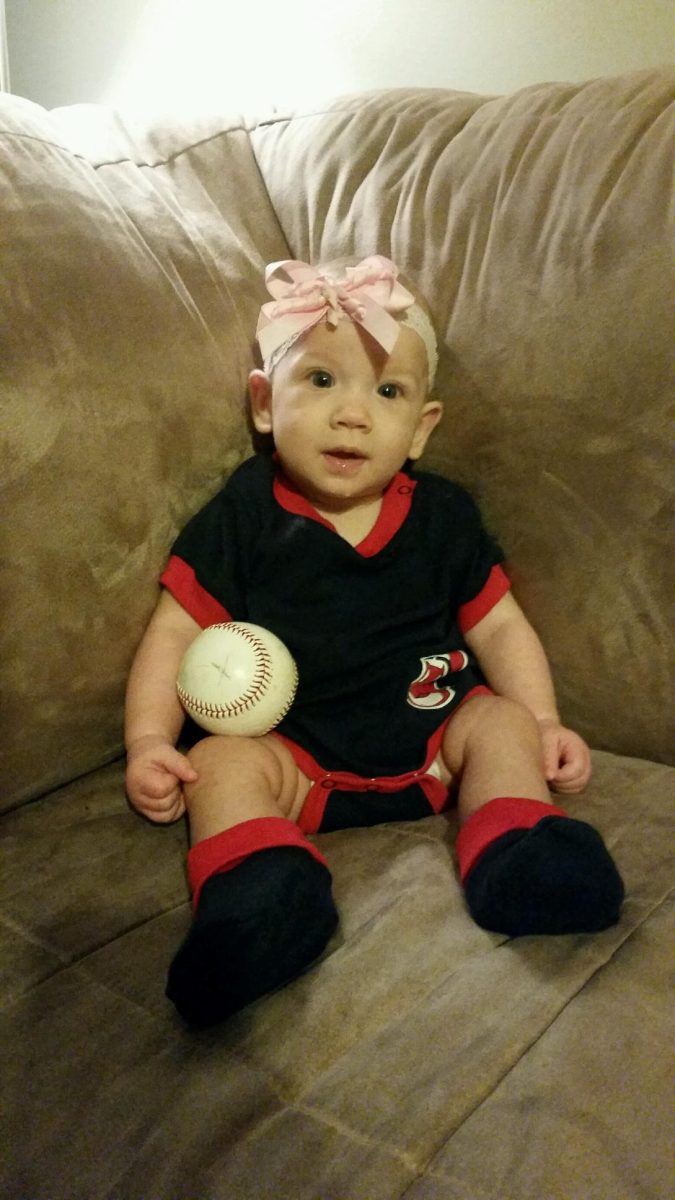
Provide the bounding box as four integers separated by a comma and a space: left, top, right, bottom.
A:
290, 317, 427, 376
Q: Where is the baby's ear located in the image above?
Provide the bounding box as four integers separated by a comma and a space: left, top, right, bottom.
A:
248, 370, 274, 434
409, 400, 443, 460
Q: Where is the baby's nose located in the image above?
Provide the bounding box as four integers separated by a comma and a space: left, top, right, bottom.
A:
331, 393, 372, 428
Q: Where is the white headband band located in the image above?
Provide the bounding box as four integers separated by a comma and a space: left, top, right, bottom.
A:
399, 305, 439, 388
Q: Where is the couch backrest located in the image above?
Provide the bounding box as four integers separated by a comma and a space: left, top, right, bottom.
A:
251, 68, 675, 767
1, 71, 673, 811
0, 97, 290, 809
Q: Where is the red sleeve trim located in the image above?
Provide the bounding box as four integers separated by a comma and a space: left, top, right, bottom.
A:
159, 555, 231, 629
458, 563, 511, 635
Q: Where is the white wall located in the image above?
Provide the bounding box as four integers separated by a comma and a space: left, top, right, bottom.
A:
0, 1, 9, 90
6, 0, 675, 112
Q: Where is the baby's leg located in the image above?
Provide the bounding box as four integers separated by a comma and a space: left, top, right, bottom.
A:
166, 735, 338, 1026
441, 696, 624, 935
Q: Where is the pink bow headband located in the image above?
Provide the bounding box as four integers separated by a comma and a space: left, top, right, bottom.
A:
256, 256, 438, 384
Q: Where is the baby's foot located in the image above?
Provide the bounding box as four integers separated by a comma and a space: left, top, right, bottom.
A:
459, 800, 624, 936
167, 846, 338, 1026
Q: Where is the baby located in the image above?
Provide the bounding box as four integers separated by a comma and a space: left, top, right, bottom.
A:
125, 255, 624, 1027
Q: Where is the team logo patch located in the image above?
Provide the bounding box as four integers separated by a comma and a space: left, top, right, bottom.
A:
407, 650, 469, 710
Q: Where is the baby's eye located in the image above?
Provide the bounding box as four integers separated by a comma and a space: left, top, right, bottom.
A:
310, 371, 335, 389
378, 382, 401, 399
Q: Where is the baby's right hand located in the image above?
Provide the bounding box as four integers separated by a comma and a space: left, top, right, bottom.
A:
125, 735, 198, 823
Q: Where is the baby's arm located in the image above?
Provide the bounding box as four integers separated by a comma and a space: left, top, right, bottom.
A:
125, 591, 201, 822
465, 592, 592, 793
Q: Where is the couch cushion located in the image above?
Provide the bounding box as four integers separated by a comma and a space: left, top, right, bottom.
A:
0, 96, 290, 809
2, 749, 672, 1198
250, 69, 675, 765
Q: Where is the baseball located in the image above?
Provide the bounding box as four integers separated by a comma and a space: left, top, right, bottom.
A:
177, 622, 298, 736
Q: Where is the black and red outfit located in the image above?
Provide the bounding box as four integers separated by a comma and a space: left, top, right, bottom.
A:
162, 455, 625, 1026
161, 454, 510, 832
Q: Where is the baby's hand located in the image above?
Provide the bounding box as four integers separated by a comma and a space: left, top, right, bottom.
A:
125, 735, 198, 823
538, 719, 592, 794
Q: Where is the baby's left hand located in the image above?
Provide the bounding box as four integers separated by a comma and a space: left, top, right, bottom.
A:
538, 719, 592, 794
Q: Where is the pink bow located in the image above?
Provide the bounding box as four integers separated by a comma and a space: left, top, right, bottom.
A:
256, 255, 415, 366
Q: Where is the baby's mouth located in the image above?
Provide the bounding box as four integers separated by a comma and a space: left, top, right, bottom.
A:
322, 448, 368, 474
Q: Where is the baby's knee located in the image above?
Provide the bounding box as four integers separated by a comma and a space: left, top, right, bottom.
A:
484, 695, 541, 739
187, 733, 263, 775
186, 734, 230, 772
447, 694, 542, 763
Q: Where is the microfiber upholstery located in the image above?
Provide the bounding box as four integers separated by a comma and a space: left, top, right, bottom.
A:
0, 100, 290, 808
1, 70, 673, 1200
250, 73, 674, 763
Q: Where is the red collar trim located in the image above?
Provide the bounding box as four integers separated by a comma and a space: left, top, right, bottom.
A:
272, 467, 417, 557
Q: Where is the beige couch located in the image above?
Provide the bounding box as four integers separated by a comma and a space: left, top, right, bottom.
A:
2, 68, 673, 1199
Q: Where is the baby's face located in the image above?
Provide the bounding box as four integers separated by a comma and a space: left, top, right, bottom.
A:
249, 318, 442, 514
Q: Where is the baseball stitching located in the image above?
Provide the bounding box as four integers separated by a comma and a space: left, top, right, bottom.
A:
177, 623, 297, 723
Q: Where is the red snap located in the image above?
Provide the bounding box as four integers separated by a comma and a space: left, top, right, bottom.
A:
397, 485, 413, 495
320, 779, 333, 790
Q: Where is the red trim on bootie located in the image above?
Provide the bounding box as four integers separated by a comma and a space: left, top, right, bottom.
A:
187, 817, 329, 909
456, 797, 567, 882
